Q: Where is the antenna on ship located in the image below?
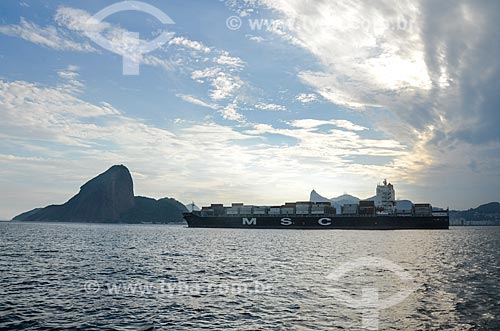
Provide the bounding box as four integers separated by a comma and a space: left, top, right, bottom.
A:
190, 201, 196, 212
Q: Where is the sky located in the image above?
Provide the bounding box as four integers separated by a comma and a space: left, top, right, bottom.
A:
0, 0, 499, 219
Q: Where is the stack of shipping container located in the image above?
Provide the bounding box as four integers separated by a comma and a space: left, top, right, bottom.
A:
200, 201, 411, 217
341, 203, 359, 215
296, 202, 311, 215
281, 203, 295, 215
359, 201, 375, 216
414, 203, 432, 216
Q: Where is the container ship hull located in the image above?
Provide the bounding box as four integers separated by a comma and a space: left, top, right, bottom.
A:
184, 214, 449, 230
186, 179, 449, 230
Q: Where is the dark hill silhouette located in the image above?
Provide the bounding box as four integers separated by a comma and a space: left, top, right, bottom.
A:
474, 202, 500, 214
121, 196, 188, 223
13, 165, 187, 223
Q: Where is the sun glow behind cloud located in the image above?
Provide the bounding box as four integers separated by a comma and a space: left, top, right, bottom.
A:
227, 0, 500, 204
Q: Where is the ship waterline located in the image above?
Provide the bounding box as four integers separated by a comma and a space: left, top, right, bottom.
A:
183, 214, 449, 230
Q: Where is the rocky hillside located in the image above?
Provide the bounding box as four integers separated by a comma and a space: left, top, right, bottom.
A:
310, 189, 360, 212
450, 202, 500, 225
13, 165, 187, 223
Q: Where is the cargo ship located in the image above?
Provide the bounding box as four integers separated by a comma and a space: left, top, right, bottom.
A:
183, 180, 449, 230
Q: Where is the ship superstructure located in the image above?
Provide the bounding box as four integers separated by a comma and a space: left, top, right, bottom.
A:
375, 179, 396, 213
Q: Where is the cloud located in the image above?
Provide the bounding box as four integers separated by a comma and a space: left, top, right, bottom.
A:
295, 93, 318, 103
0, 77, 254, 217
0, 17, 97, 52
176, 94, 218, 109
54, 6, 176, 70
418, 0, 500, 145
2, 6, 249, 124
57, 70, 78, 80
246, 35, 265, 43
191, 67, 244, 101
255, 103, 286, 111
0, 8, 179, 72
289, 119, 368, 131
169, 37, 211, 53
1, 1, 498, 217
56, 65, 84, 94
245, 0, 500, 189
0, 79, 120, 147
221, 101, 244, 121
52, 6, 247, 88
54, 7, 106, 32
177, 48, 246, 119
245, 121, 403, 153
213, 52, 245, 69
247, 1, 433, 115
0, 74, 427, 217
